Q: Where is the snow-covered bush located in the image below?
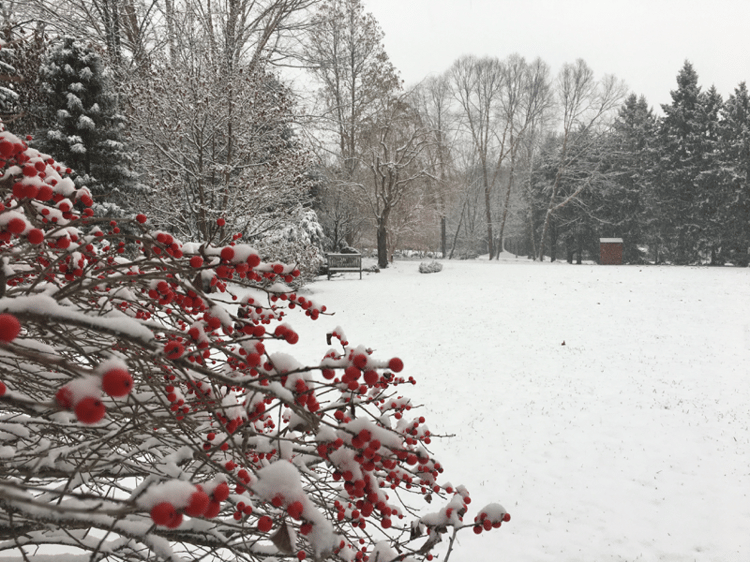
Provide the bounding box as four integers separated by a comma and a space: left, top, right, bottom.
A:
418, 261, 443, 274
253, 209, 326, 284
0, 124, 509, 561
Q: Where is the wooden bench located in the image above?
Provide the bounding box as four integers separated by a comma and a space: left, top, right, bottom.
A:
326, 253, 362, 280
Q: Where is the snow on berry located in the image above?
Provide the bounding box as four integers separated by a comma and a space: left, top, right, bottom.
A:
252, 461, 335, 554
55, 376, 102, 410
140, 480, 201, 513
183, 489, 211, 517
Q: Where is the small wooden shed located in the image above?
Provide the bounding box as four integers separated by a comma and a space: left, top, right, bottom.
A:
600, 238, 623, 265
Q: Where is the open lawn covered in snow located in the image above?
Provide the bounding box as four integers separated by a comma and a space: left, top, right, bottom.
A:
291, 256, 750, 562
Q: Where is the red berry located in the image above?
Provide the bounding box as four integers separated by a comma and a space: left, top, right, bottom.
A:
37, 185, 53, 201
297, 552, 306, 561
212, 482, 230, 502
184, 490, 210, 517
473, 525, 483, 534
165, 341, 184, 359
503, 512, 511, 522
204, 499, 221, 518
0, 314, 21, 342
27, 228, 44, 244
151, 502, 182, 528
217, 218, 226, 226
272, 264, 284, 274
0, 381, 6, 396
285, 331, 299, 345
287, 501, 303, 520
257, 515, 273, 532
55, 386, 74, 410
0, 140, 13, 157
220, 247, 235, 262
388, 357, 404, 373
363, 370, 378, 386
190, 255, 203, 268
136, 213, 147, 223
75, 397, 106, 424
102, 368, 133, 397
353, 354, 367, 370
6, 217, 26, 234
247, 254, 261, 268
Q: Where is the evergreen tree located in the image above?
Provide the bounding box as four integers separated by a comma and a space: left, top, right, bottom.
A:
694, 85, 724, 262
602, 94, 657, 263
655, 61, 722, 264
718, 82, 750, 265
36, 36, 137, 214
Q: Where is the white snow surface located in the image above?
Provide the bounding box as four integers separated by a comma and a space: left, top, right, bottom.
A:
288, 256, 750, 562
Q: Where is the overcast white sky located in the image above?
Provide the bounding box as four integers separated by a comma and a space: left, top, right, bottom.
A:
362, 0, 750, 112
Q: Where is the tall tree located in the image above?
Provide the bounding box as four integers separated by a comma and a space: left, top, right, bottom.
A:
600, 93, 657, 263
717, 82, 750, 265
360, 93, 430, 268
304, 0, 400, 178
448, 55, 505, 259
413, 74, 458, 258
495, 55, 552, 256
304, 0, 401, 249
535, 59, 626, 261
655, 61, 722, 264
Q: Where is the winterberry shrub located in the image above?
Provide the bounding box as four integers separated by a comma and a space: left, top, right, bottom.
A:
0, 124, 508, 561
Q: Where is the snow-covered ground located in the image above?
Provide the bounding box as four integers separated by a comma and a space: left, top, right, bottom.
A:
291, 255, 750, 562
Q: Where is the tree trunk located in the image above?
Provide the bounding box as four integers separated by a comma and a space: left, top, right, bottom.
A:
484, 179, 494, 259
497, 151, 516, 259
377, 221, 388, 269
377, 209, 391, 269
441, 216, 447, 259
549, 216, 557, 262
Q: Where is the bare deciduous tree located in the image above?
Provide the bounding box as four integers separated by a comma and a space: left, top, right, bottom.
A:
535, 59, 627, 260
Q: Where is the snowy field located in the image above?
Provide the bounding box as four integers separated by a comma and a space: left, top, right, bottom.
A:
290, 256, 750, 562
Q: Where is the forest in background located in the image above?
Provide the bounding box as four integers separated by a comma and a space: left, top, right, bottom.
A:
1, 0, 748, 268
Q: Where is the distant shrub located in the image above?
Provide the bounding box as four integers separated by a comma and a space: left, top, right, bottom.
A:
419, 260, 443, 274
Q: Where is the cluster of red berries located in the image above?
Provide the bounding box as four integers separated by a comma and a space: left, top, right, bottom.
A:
55, 367, 134, 425
472, 510, 511, 534
150, 482, 229, 528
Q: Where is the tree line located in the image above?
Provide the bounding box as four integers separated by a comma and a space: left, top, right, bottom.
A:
0, 0, 748, 267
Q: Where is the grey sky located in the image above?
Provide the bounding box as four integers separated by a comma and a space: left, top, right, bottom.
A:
363, 0, 750, 111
